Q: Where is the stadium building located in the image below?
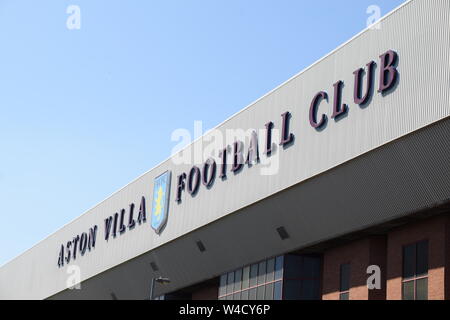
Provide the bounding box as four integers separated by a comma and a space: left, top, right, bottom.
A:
1, 0, 450, 300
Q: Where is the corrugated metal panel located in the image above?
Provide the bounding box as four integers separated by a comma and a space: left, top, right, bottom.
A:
1, 0, 450, 299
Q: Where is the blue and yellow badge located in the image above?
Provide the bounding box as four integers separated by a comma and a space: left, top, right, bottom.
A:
151, 171, 171, 234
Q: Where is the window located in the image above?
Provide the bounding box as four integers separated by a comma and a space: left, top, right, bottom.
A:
234, 269, 242, 294
274, 281, 283, 300
266, 258, 275, 282
258, 261, 267, 285
402, 240, 428, 300
283, 255, 321, 300
249, 264, 258, 288
274, 256, 284, 280
339, 263, 351, 300
242, 266, 250, 290
226, 272, 235, 296
219, 274, 227, 297
218, 254, 320, 300
218, 256, 284, 300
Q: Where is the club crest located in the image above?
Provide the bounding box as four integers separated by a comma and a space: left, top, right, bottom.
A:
151, 171, 171, 234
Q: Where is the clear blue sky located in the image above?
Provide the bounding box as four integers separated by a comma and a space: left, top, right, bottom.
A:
0, 0, 406, 266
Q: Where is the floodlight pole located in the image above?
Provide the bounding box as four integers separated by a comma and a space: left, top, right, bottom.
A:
150, 276, 171, 300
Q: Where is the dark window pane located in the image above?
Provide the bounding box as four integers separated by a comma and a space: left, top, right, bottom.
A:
265, 283, 274, 300
249, 288, 257, 300
284, 279, 302, 300
227, 272, 235, 295
402, 281, 414, 300
242, 266, 250, 290
275, 256, 284, 280
250, 264, 258, 287
233, 292, 241, 301
416, 278, 428, 300
219, 274, 227, 297
257, 285, 265, 300
302, 256, 321, 279
340, 264, 351, 292
339, 292, 349, 300
226, 294, 233, 300
241, 290, 249, 300
234, 269, 243, 293
258, 261, 267, 285
403, 244, 416, 279
284, 255, 302, 279
416, 241, 429, 277
266, 258, 275, 282
301, 279, 320, 300
274, 281, 283, 300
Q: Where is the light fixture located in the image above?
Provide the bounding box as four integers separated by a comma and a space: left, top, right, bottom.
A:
155, 276, 171, 285
276, 226, 290, 240
196, 240, 206, 253
150, 262, 159, 272
150, 276, 171, 300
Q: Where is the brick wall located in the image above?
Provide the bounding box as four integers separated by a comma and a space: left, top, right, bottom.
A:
322, 236, 386, 300
386, 215, 449, 300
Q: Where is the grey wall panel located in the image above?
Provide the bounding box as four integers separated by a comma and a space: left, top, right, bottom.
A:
1, 0, 450, 299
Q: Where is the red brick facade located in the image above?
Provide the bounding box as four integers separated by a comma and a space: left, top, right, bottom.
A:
322, 236, 386, 300
386, 216, 449, 300
322, 215, 450, 300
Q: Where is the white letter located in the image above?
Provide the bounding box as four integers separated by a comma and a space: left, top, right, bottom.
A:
367, 5, 381, 30
367, 265, 381, 290
203, 129, 224, 162
171, 128, 192, 165
260, 128, 280, 176
193, 121, 204, 165
66, 5, 81, 30
66, 265, 81, 290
